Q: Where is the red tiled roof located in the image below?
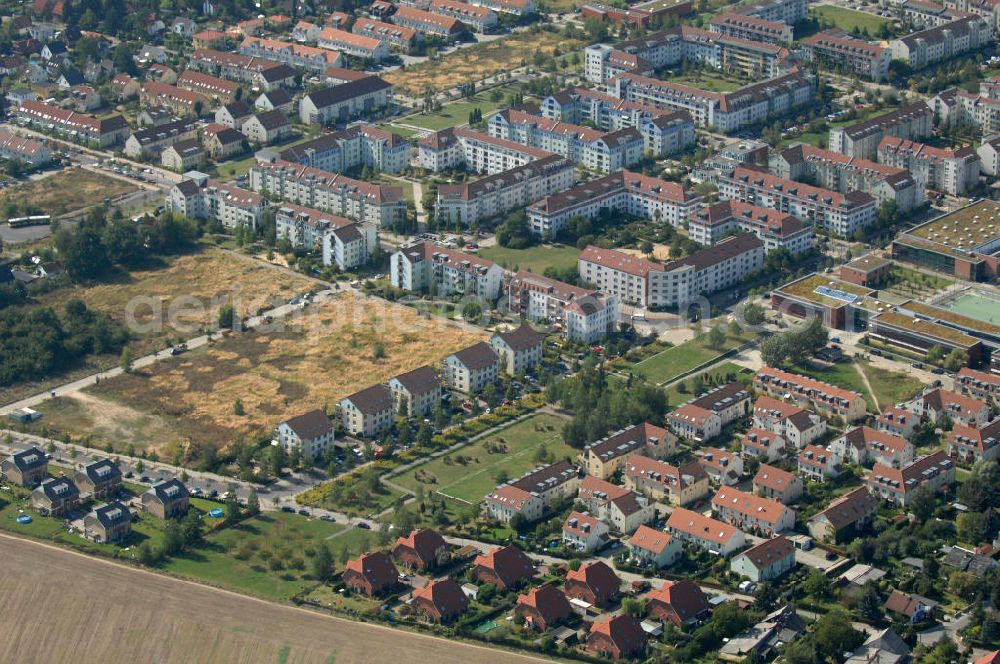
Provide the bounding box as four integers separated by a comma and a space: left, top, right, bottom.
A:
736, 535, 794, 570
628, 525, 674, 555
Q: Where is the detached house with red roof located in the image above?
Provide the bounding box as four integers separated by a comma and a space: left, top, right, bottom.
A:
410, 579, 468, 623
752, 464, 803, 505
731, 535, 796, 582
393, 528, 448, 571
753, 396, 827, 449
798, 445, 843, 482
646, 579, 710, 628
587, 615, 647, 661
627, 525, 681, 568
565, 561, 620, 606
948, 418, 1000, 464
712, 487, 795, 535
472, 545, 535, 590
343, 551, 399, 596
911, 389, 991, 428
698, 446, 744, 486
867, 451, 956, 506
666, 507, 746, 555
807, 486, 878, 543
515, 585, 572, 632
830, 426, 914, 468
562, 511, 610, 554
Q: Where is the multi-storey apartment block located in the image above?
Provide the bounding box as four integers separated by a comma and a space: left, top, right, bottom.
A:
578, 235, 764, 309
754, 367, 868, 421
274, 202, 376, 270
298, 76, 394, 125
317, 27, 390, 61
687, 200, 813, 254
249, 158, 406, 228
876, 136, 980, 196
278, 124, 410, 174
709, 11, 792, 44
527, 169, 702, 237
829, 101, 933, 160
507, 271, 619, 344
889, 15, 993, 70
167, 174, 268, 230
801, 30, 892, 81
390, 241, 504, 300
771, 143, 923, 213
719, 166, 876, 238
239, 36, 345, 72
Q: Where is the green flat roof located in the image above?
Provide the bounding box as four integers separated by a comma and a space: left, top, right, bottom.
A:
872, 311, 980, 348
774, 273, 875, 308
902, 300, 1000, 337
903, 200, 1000, 253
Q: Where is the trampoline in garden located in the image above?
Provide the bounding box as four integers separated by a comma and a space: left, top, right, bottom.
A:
208, 507, 224, 518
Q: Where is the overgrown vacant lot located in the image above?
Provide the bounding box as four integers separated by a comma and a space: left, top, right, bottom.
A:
34, 292, 486, 453
0, 168, 138, 219
394, 412, 574, 504
0, 535, 549, 664
383, 31, 584, 97
35, 247, 314, 354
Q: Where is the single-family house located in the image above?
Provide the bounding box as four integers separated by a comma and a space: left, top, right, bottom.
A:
646, 579, 710, 628
83, 501, 132, 543
74, 458, 122, 499
588, 615, 647, 660
807, 486, 878, 542
343, 551, 399, 596
627, 525, 681, 568
411, 578, 468, 623
472, 545, 535, 590
31, 476, 80, 516
730, 535, 796, 582
516, 584, 572, 632
565, 560, 621, 607
562, 511, 610, 553
393, 528, 449, 571
752, 464, 803, 505
142, 479, 190, 519
2, 446, 48, 487
698, 447, 744, 486
798, 444, 843, 482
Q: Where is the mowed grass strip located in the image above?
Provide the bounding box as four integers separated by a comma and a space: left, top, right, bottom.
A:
631, 331, 755, 384
394, 412, 573, 503
808, 5, 891, 34
788, 360, 922, 412
478, 243, 581, 276
402, 95, 506, 131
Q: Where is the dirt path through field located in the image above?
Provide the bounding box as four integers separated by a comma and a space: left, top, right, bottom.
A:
0, 533, 558, 664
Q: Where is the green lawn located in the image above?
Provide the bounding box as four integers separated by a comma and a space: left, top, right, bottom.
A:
669, 71, 746, 92
630, 330, 756, 385
393, 412, 573, 504
478, 243, 581, 276
789, 360, 923, 412
163, 512, 346, 601
662, 362, 750, 407
807, 6, 892, 34
403, 94, 506, 131
211, 132, 322, 182
380, 123, 422, 140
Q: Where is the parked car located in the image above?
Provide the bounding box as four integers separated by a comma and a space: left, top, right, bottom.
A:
356, 521, 371, 529
281, 506, 295, 513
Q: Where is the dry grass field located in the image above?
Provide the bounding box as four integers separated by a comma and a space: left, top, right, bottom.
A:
37, 247, 314, 353
383, 32, 584, 97
0, 169, 138, 219
0, 534, 554, 664
33, 292, 486, 453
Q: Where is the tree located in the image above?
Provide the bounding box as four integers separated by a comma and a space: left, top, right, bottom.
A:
927, 345, 944, 364
857, 583, 883, 621
462, 300, 482, 322
707, 324, 726, 349
943, 348, 969, 372
218, 303, 235, 329
233, 398, 245, 416
813, 613, 864, 660
119, 347, 133, 373
956, 511, 990, 544
224, 492, 241, 525
103, 220, 145, 267
61, 227, 111, 281
741, 302, 766, 326
910, 485, 936, 524
162, 519, 185, 555
621, 597, 645, 618
312, 543, 334, 583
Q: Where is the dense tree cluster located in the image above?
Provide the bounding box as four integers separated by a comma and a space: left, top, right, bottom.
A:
546, 357, 667, 448
760, 318, 828, 368
0, 299, 128, 386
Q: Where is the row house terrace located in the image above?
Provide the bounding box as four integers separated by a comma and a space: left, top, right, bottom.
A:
752, 395, 827, 449
798, 444, 843, 482
666, 506, 746, 555
752, 464, 803, 504
829, 426, 915, 468
741, 427, 786, 463
876, 405, 920, 439
909, 388, 990, 428
698, 446, 744, 486
947, 418, 1000, 464
622, 454, 710, 506
956, 367, 1000, 404
711, 486, 795, 535
240, 37, 346, 73
867, 451, 956, 506
579, 423, 675, 479
754, 367, 868, 422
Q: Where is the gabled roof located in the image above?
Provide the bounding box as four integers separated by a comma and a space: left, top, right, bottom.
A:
646, 579, 709, 622
148, 478, 189, 503
589, 614, 645, 653
566, 560, 620, 598
752, 464, 797, 494
342, 384, 393, 415
91, 501, 131, 529
413, 578, 468, 617
345, 551, 398, 589
390, 365, 439, 396
492, 323, 543, 352
304, 76, 392, 108
250, 109, 289, 130
736, 535, 794, 570
9, 446, 46, 472
563, 511, 605, 539
393, 528, 446, 567
281, 409, 332, 440
584, 423, 670, 463
448, 341, 499, 371
809, 486, 877, 529
628, 525, 674, 555
667, 507, 740, 545
884, 589, 938, 617
517, 584, 571, 625
35, 476, 79, 502
79, 458, 121, 484
712, 487, 790, 526
473, 545, 534, 587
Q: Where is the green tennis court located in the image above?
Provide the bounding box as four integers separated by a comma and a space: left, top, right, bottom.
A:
940, 289, 1000, 325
